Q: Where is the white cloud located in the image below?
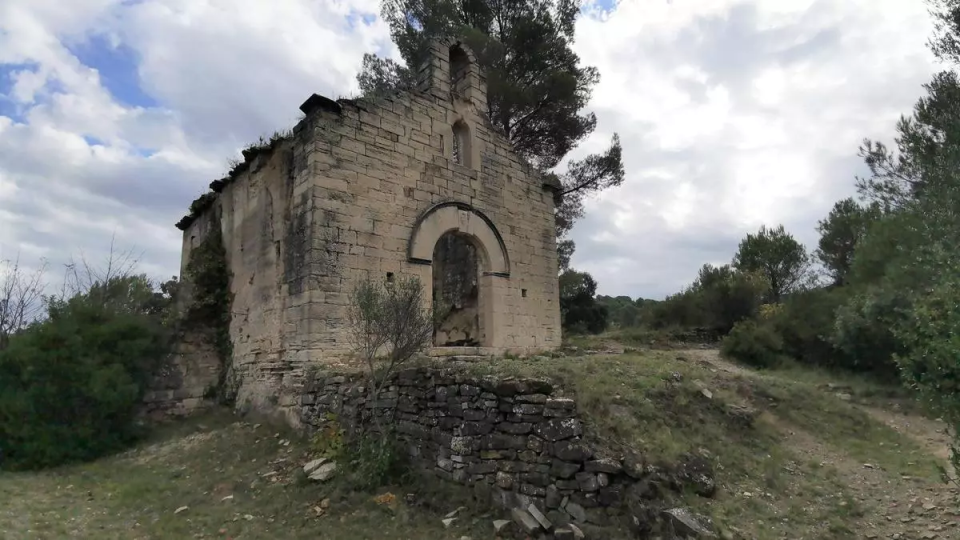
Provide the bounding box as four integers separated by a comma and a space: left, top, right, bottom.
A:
0, 0, 388, 284
568, 0, 940, 297
0, 0, 946, 301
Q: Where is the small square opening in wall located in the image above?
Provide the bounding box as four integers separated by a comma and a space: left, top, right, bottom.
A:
521, 289, 527, 298
386, 272, 395, 283
404, 187, 415, 198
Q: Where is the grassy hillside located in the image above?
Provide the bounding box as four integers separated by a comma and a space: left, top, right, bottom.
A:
1, 343, 954, 539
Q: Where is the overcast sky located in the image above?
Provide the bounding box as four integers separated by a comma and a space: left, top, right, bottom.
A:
0, 0, 942, 300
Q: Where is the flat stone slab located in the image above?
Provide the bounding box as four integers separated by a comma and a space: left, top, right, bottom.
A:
511, 507, 541, 535
307, 462, 337, 482
302, 458, 327, 475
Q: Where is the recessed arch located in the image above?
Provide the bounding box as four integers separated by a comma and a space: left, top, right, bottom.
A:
408, 201, 510, 277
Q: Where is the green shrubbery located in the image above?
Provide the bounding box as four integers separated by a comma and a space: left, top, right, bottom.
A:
772, 288, 854, 370
348, 432, 411, 490
0, 275, 175, 470
560, 269, 609, 334
720, 319, 786, 369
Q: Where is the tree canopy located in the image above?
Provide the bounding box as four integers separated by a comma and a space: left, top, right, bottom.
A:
358, 0, 625, 264
559, 269, 608, 334
814, 198, 881, 286
732, 225, 810, 302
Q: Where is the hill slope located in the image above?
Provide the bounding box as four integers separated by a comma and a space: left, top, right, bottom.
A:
1, 346, 955, 539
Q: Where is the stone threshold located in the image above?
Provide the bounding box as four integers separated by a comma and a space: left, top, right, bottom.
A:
429, 346, 498, 358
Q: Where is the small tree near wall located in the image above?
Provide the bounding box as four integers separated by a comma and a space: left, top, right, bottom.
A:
340, 275, 434, 489
347, 275, 434, 425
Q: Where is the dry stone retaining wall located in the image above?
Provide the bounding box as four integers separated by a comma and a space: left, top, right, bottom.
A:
299, 366, 670, 533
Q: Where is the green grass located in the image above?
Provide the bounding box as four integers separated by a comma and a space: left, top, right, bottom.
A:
738, 371, 939, 478
0, 411, 492, 540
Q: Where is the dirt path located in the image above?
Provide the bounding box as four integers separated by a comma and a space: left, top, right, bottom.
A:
685, 348, 960, 540
860, 406, 954, 466
768, 414, 958, 539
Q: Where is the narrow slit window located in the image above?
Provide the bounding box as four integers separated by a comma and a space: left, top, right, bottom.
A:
452, 121, 470, 167
452, 131, 462, 165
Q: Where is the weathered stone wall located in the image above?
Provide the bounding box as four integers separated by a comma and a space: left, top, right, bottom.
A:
141, 329, 220, 420
299, 367, 649, 531
178, 139, 316, 413
175, 37, 562, 419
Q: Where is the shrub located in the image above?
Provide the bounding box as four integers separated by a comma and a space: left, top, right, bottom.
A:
0, 297, 168, 470
647, 265, 768, 335
347, 275, 433, 400
720, 319, 785, 369
309, 412, 346, 461
893, 269, 960, 481
771, 287, 855, 371
831, 286, 907, 378
347, 430, 411, 491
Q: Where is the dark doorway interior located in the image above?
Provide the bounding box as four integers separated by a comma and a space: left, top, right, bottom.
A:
432, 232, 481, 346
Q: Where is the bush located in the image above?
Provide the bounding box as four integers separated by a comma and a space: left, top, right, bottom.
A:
770, 287, 854, 371
646, 265, 768, 335
0, 297, 168, 470
720, 319, 786, 369
348, 430, 411, 491
832, 286, 907, 378
893, 269, 960, 480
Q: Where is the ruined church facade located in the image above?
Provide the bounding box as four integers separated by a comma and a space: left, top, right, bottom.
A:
171, 39, 562, 412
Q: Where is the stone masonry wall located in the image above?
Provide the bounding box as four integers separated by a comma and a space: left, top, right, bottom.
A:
178, 140, 313, 413
141, 329, 221, 420
299, 367, 653, 532
175, 38, 562, 420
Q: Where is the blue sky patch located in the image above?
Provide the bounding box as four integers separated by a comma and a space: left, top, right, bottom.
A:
66, 34, 158, 109
346, 11, 379, 31
0, 63, 39, 122
83, 135, 105, 147
582, 0, 620, 18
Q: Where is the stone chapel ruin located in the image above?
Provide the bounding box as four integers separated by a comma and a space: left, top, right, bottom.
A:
154, 38, 563, 415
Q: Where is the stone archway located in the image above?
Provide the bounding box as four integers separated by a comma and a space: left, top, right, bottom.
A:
408, 202, 510, 348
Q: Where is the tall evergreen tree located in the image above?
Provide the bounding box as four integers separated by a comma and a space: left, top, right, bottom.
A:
358, 0, 625, 261
831, 0, 960, 473
814, 198, 882, 286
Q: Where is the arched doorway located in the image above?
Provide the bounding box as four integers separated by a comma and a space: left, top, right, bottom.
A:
432, 232, 481, 346
407, 202, 510, 349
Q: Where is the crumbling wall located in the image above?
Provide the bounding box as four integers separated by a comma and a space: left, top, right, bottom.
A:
141, 329, 220, 420
174, 138, 321, 417
298, 367, 687, 534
